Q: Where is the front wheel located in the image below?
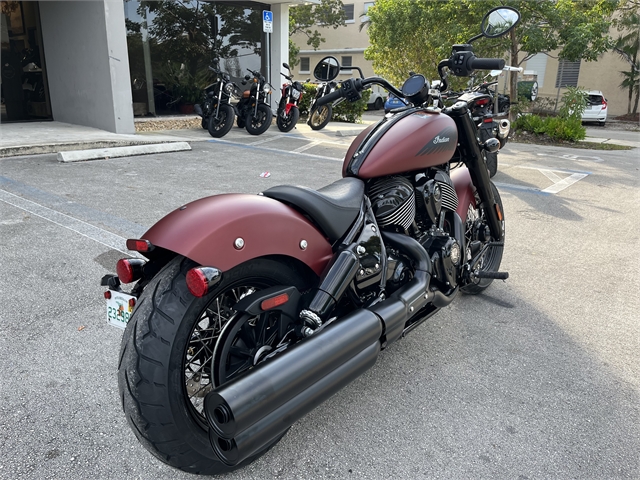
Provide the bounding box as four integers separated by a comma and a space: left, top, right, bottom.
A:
208, 104, 235, 138
309, 104, 332, 130
245, 104, 272, 135
276, 106, 300, 132
461, 181, 505, 294
118, 256, 313, 475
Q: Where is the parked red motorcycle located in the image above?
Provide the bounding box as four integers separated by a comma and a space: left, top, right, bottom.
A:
276, 62, 305, 132
105, 7, 519, 475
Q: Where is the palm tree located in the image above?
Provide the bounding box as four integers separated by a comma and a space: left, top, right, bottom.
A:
614, 7, 639, 114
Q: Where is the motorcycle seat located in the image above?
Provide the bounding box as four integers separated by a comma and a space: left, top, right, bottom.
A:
262, 177, 364, 242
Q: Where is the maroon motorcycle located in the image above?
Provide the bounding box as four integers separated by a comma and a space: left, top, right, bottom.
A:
106, 7, 519, 475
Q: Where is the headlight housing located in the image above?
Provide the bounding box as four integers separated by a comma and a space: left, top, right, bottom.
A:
224, 82, 234, 94
263, 84, 271, 94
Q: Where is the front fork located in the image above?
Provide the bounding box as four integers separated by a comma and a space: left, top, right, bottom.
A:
446, 102, 503, 241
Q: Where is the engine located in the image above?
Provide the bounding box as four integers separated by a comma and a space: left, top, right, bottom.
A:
367, 170, 463, 292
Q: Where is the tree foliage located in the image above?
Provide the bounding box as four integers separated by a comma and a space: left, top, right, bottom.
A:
613, 0, 639, 113
289, 0, 346, 66
365, 0, 618, 104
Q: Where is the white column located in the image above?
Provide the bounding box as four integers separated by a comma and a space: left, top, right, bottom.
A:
270, 3, 290, 112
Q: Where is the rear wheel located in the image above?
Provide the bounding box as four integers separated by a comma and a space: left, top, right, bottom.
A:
245, 104, 272, 135
309, 104, 332, 130
276, 106, 300, 132
374, 97, 384, 110
207, 104, 234, 138
461, 182, 504, 294
118, 256, 312, 475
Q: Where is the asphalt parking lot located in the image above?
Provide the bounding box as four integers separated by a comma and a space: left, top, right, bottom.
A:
1, 125, 639, 479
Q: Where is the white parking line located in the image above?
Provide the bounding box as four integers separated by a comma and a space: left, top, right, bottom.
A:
0, 189, 139, 256
293, 140, 323, 153
541, 173, 589, 194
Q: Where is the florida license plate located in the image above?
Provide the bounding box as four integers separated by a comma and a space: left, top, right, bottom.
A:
106, 290, 136, 330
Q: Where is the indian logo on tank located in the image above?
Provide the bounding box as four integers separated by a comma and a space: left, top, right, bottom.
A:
416, 127, 458, 156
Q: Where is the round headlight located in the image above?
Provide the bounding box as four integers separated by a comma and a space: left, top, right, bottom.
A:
224, 82, 234, 94
263, 84, 271, 94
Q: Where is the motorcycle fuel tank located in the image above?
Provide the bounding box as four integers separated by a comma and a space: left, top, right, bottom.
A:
343, 109, 458, 179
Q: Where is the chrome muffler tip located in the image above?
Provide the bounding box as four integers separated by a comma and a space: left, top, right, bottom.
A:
498, 119, 510, 139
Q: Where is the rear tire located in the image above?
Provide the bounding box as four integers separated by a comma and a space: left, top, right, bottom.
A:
374, 97, 383, 110
276, 106, 300, 132
207, 104, 234, 138
245, 104, 272, 135
461, 182, 504, 294
118, 256, 312, 475
309, 104, 332, 130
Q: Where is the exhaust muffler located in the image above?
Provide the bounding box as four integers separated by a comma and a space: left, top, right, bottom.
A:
497, 119, 510, 139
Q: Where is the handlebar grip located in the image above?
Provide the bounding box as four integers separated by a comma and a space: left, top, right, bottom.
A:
470, 58, 505, 71
316, 89, 344, 107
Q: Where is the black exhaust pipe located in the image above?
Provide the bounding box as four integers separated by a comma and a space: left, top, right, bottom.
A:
210, 343, 379, 466
204, 309, 382, 440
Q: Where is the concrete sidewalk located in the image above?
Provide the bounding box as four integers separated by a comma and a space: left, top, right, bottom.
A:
0, 116, 377, 158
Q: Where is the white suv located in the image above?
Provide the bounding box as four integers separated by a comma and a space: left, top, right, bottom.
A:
582, 91, 608, 126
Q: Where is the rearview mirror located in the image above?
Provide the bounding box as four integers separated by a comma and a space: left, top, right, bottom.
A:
283, 62, 290, 70
313, 56, 340, 82
481, 7, 520, 38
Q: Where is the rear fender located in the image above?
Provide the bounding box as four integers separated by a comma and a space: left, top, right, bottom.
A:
451, 167, 476, 221
142, 194, 333, 276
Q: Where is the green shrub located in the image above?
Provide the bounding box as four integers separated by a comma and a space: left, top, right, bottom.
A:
297, 83, 370, 123
558, 86, 587, 120
514, 113, 586, 142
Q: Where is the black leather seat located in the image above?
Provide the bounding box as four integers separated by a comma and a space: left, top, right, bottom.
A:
263, 177, 364, 242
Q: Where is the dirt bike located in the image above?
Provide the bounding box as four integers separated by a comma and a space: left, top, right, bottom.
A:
276, 63, 305, 132
105, 6, 520, 476
194, 63, 238, 138
234, 68, 273, 135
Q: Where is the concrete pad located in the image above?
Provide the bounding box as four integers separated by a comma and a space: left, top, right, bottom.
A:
57, 142, 191, 162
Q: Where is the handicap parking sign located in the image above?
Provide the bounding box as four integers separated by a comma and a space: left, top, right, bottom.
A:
263, 10, 273, 33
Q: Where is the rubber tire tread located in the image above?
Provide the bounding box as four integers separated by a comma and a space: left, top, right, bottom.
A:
461, 181, 504, 294
118, 256, 311, 475
276, 106, 300, 132
310, 104, 332, 131
245, 104, 272, 135
207, 104, 234, 138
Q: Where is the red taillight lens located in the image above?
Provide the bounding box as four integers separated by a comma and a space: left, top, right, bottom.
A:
261, 293, 289, 311
602, 99, 607, 109
126, 239, 154, 252
186, 267, 222, 298
186, 268, 209, 297
483, 118, 494, 123
116, 258, 146, 284
476, 98, 489, 106
104, 291, 112, 299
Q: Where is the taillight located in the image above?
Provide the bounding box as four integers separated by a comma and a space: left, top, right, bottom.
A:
261, 293, 289, 311
602, 99, 607, 110
186, 267, 222, 297
483, 118, 494, 123
126, 239, 154, 252
116, 258, 146, 284
476, 98, 490, 106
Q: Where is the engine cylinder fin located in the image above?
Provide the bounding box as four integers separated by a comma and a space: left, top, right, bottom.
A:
369, 176, 416, 231
437, 181, 458, 212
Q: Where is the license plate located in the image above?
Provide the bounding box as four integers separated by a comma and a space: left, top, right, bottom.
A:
291, 89, 301, 100
106, 290, 136, 330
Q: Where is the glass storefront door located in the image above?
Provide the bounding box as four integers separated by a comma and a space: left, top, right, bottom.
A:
124, 0, 267, 117
1, 1, 51, 122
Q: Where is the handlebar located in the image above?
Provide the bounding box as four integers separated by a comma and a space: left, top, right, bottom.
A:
315, 77, 404, 108
315, 88, 344, 107
469, 58, 505, 71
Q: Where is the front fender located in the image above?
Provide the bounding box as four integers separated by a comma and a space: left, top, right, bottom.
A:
143, 194, 333, 276
451, 167, 476, 221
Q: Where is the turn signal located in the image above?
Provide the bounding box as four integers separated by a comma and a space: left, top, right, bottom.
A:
116, 258, 146, 284
261, 293, 289, 311
186, 267, 223, 297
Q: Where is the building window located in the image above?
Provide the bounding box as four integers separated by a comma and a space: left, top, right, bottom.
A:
341, 56, 352, 73
555, 59, 581, 88
299, 57, 310, 73
343, 4, 354, 23
361, 2, 374, 22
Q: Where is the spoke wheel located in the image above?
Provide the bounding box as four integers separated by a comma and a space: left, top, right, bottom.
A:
309, 104, 332, 130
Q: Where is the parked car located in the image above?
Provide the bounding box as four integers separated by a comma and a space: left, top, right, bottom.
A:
582, 90, 607, 126
367, 91, 385, 110
384, 93, 408, 113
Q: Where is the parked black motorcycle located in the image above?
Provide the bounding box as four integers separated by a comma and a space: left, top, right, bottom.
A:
235, 68, 273, 135
276, 63, 305, 132
194, 64, 237, 138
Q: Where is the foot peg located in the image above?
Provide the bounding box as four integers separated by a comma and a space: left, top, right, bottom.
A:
475, 271, 509, 280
